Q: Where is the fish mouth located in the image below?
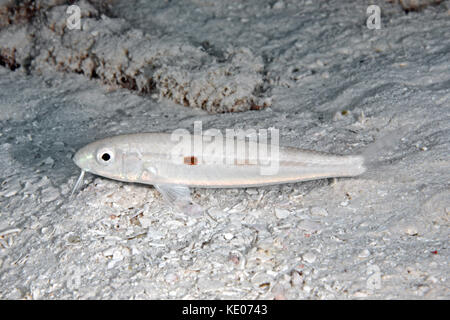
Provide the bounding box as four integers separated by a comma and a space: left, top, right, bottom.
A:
73, 150, 83, 168
73, 148, 91, 172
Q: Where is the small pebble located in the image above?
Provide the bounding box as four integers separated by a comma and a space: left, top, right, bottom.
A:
310, 207, 328, 216
271, 283, 287, 300
273, 1, 285, 9
302, 252, 317, 264
43, 157, 54, 166
291, 271, 303, 287
36, 176, 51, 188
251, 272, 273, 288
297, 220, 321, 233
0, 180, 21, 197
112, 248, 127, 261
358, 249, 371, 258
67, 235, 81, 243
103, 247, 114, 257
53, 141, 64, 148
165, 272, 178, 283
208, 208, 227, 219
131, 246, 140, 255
274, 208, 290, 219
223, 233, 234, 240
41, 227, 52, 235
405, 225, 419, 236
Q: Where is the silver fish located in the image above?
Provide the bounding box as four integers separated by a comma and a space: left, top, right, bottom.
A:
72, 132, 366, 205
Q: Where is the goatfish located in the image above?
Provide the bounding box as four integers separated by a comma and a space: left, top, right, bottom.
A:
71, 131, 367, 208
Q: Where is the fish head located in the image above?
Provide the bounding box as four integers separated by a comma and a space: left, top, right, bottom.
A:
73, 137, 125, 181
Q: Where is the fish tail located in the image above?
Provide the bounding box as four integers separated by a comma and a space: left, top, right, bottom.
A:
361, 125, 412, 171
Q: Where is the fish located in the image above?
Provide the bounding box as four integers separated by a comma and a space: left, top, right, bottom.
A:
71, 132, 366, 209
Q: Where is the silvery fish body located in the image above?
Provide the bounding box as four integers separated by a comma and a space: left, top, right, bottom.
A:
73, 132, 366, 188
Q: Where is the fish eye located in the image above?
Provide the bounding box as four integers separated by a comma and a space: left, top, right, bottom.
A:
97, 148, 115, 165
101, 153, 111, 161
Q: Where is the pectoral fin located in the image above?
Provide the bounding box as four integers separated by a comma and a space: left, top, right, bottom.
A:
154, 184, 204, 216
154, 184, 191, 203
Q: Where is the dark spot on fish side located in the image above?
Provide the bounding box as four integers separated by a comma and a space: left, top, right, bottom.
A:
184, 156, 198, 165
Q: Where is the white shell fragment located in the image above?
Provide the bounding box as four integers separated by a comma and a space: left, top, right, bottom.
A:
274, 208, 290, 219
302, 252, 317, 264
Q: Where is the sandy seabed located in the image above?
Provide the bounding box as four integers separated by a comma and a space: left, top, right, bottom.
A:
0, 0, 449, 299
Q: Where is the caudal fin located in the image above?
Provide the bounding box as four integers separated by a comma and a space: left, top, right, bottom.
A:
361, 125, 413, 170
